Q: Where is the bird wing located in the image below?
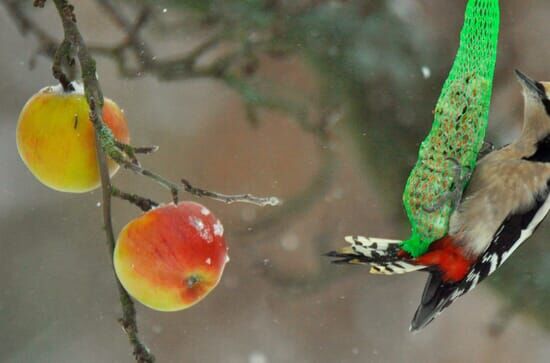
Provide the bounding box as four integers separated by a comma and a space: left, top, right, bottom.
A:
411, 187, 550, 331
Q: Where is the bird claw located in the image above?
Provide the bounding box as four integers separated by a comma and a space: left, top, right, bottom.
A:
422, 157, 472, 213
478, 141, 495, 160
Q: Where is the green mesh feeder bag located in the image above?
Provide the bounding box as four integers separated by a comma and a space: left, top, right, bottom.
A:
400, 0, 500, 257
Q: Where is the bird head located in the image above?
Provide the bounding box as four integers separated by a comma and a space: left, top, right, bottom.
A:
515, 69, 550, 119
516, 69, 550, 144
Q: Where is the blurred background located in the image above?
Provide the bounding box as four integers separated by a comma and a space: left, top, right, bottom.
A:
2, 0, 550, 362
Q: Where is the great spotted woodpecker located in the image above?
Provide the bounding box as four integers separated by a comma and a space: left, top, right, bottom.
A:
329, 70, 550, 331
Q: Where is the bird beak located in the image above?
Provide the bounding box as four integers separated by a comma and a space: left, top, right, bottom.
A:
515, 69, 546, 98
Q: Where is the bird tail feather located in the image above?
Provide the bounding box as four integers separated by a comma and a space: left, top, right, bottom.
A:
327, 236, 426, 275
410, 271, 455, 332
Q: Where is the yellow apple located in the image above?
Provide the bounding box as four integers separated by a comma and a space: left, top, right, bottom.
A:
16, 82, 130, 192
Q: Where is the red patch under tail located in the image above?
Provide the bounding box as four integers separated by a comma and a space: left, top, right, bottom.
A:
415, 236, 474, 282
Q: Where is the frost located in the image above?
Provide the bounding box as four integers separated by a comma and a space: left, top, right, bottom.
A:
213, 219, 224, 237
248, 351, 268, 363
200, 207, 211, 216
266, 197, 282, 206
421, 66, 431, 79
41, 81, 84, 96
189, 216, 212, 242
190, 216, 204, 231
71, 82, 85, 94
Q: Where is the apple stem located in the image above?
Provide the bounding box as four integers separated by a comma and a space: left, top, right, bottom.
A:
52, 38, 75, 92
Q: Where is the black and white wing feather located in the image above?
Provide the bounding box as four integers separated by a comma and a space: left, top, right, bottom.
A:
410, 187, 550, 331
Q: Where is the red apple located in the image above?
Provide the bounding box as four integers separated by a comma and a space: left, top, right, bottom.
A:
16, 82, 129, 193
114, 202, 228, 311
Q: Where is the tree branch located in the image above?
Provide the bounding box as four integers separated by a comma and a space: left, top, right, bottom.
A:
46, 1, 155, 361
24, 3, 283, 359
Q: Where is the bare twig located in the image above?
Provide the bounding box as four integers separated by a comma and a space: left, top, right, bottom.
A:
113, 141, 158, 167
181, 179, 282, 207
117, 158, 180, 203
111, 187, 159, 212
132, 145, 160, 154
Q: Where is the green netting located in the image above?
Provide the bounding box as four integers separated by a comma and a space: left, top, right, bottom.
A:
400, 0, 500, 257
